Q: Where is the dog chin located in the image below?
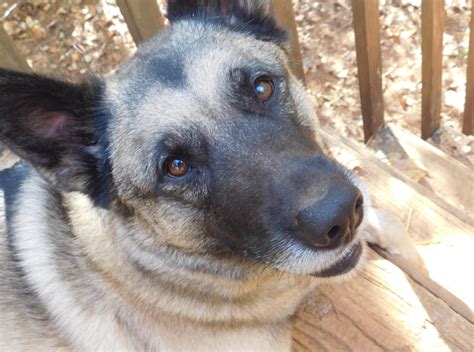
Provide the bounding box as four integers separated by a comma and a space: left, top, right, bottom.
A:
309, 240, 366, 280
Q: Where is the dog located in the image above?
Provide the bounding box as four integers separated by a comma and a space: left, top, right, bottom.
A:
0, 1, 423, 350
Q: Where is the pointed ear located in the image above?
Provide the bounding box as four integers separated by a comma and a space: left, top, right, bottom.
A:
166, 0, 287, 44
0, 69, 113, 206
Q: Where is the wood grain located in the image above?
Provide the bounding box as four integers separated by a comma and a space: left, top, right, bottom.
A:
371, 244, 473, 323
293, 252, 473, 351
0, 25, 30, 71
116, 0, 165, 45
272, 0, 305, 82
351, 0, 384, 143
320, 125, 474, 316
370, 123, 473, 217
463, 7, 474, 135
294, 125, 474, 349
421, 0, 445, 140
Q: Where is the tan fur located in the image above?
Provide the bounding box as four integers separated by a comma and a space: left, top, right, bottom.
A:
0, 173, 316, 351
0, 174, 421, 351
0, 11, 424, 351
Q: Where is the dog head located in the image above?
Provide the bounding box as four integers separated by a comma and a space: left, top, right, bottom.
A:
0, 0, 367, 279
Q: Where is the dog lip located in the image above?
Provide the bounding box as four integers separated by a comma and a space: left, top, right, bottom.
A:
310, 241, 363, 277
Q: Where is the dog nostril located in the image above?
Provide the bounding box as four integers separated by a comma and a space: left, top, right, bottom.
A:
327, 225, 342, 240
353, 194, 364, 229
354, 195, 363, 212
292, 217, 299, 229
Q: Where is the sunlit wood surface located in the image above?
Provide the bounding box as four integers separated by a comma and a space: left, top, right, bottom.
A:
292, 126, 474, 351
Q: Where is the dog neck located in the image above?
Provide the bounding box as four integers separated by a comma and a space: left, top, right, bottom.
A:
11, 172, 315, 350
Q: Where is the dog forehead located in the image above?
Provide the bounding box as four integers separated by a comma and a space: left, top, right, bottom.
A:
107, 21, 285, 105
103, 21, 290, 191
106, 21, 287, 138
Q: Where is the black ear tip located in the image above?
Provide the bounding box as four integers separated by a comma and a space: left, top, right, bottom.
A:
166, 0, 287, 44
166, 0, 198, 20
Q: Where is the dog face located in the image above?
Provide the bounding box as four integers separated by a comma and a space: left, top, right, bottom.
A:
0, 0, 366, 278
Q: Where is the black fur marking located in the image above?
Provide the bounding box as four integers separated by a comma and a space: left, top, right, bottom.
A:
146, 54, 187, 88
200, 113, 324, 256
0, 163, 30, 225
81, 104, 116, 209
228, 66, 287, 116
166, 0, 288, 45
152, 128, 210, 206
112, 38, 187, 105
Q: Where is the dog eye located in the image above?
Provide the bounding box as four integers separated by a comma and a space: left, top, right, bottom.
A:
254, 77, 274, 102
165, 158, 191, 177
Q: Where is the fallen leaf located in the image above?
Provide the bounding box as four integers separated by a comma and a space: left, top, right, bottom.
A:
31, 25, 46, 40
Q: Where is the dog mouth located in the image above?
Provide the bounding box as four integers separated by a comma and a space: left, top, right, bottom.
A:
311, 241, 363, 277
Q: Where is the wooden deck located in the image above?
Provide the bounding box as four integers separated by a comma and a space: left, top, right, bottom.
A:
292, 126, 473, 351
293, 254, 472, 351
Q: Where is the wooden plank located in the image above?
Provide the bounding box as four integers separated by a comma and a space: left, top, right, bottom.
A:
351, 0, 384, 143
463, 8, 474, 135
421, 0, 445, 140
116, 0, 165, 45
0, 25, 30, 71
326, 125, 474, 228
371, 244, 473, 323
293, 251, 473, 351
271, 0, 305, 82
320, 125, 474, 314
370, 123, 474, 217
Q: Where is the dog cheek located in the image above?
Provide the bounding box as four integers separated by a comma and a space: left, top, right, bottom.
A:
130, 200, 211, 252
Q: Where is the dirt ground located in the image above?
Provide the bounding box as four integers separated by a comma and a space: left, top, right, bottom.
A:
1, 0, 473, 155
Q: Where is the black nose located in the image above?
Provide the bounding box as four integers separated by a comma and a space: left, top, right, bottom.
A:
295, 179, 364, 249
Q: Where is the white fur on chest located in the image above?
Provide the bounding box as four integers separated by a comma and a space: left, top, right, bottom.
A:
12, 177, 136, 350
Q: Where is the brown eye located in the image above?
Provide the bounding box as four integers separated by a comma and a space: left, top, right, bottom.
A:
254, 78, 274, 102
165, 158, 190, 177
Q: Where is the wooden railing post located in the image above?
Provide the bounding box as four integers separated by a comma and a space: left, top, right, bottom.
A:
0, 25, 30, 71
351, 0, 384, 143
271, 0, 305, 82
116, 0, 165, 45
463, 8, 474, 135
421, 0, 445, 140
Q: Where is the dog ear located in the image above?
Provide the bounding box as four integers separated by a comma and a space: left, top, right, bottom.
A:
0, 69, 112, 206
166, 0, 287, 44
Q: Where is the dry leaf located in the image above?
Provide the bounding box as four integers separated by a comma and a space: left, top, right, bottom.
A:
31, 25, 46, 40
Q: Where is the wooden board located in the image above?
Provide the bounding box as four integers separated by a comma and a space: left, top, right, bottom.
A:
320, 126, 474, 315
272, 0, 305, 82
463, 8, 474, 135
293, 251, 473, 351
369, 123, 473, 217
293, 127, 473, 349
351, 0, 384, 143
421, 0, 445, 140
116, 0, 165, 45
0, 25, 30, 71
